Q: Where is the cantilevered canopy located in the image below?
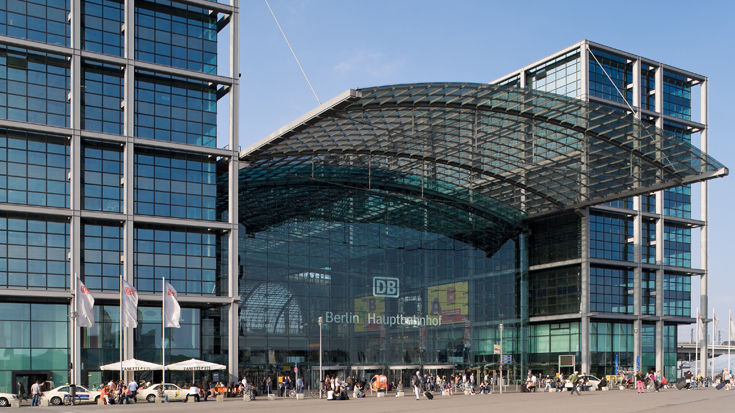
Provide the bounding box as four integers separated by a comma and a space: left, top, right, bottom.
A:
238, 83, 726, 232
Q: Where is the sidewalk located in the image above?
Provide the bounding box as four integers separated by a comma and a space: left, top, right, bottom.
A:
27, 387, 734, 413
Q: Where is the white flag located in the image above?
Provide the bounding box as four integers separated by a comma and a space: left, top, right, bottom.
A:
714, 312, 719, 334
697, 311, 704, 339
121, 279, 138, 328
730, 315, 735, 341
163, 281, 180, 328
76, 279, 95, 328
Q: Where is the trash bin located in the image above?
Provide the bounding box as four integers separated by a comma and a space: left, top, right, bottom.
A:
69, 385, 77, 405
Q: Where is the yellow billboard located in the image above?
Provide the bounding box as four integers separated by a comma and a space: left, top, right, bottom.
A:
427, 281, 468, 324
354, 296, 385, 332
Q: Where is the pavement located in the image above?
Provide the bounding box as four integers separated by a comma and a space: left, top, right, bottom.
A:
13, 388, 735, 413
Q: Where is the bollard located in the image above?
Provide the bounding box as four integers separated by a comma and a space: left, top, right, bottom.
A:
376, 392, 385, 398
395, 391, 404, 397
295, 394, 304, 400
39, 398, 49, 407
97, 398, 105, 405
267, 394, 276, 401
243, 395, 251, 402
155, 396, 163, 404
9, 399, 20, 408
464, 389, 470, 396
216, 394, 224, 402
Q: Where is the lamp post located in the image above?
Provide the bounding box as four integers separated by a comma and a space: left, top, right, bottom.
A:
318, 316, 323, 399
499, 323, 503, 395
68, 310, 78, 386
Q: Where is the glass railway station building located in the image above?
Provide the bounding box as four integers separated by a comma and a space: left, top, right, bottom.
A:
0, 0, 727, 392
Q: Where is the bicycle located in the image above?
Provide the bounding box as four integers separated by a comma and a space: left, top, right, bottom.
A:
243, 386, 255, 401
287, 389, 297, 398
308, 388, 321, 398
63, 394, 81, 406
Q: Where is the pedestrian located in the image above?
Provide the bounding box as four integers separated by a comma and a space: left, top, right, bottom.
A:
16, 381, 24, 406
157, 383, 169, 403
30, 380, 40, 407
202, 378, 210, 401
412, 370, 422, 400
187, 383, 200, 402
127, 379, 138, 403
569, 371, 580, 396
296, 376, 303, 394
636, 371, 645, 393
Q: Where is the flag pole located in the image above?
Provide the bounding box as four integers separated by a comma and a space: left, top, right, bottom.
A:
162, 277, 166, 384
729, 310, 732, 374
712, 308, 715, 381
120, 275, 123, 381
72, 274, 77, 385
696, 307, 699, 376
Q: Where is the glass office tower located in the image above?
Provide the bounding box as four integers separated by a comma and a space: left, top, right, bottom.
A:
0, 0, 240, 393
491, 40, 710, 379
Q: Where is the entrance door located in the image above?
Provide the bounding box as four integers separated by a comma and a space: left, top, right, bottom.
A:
13, 371, 52, 399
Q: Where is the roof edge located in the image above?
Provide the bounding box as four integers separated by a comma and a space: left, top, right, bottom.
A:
239, 89, 362, 159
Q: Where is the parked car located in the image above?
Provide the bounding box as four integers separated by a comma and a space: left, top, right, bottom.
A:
564, 375, 601, 390
136, 383, 186, 403
0, 393, 18, 407
43, 385, 100, 406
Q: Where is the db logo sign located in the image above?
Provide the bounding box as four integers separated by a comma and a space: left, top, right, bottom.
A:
373, 277, 399, 298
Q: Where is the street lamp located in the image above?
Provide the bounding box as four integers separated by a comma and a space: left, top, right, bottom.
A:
318, 316, 323, 399
68, 310, 78, 386
499, 323, 503, 395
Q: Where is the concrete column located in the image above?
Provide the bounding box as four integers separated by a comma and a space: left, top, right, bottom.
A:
227, 0, 240, 383
580, 42, 589, 100
631, 57, 641, 110
700, 79, 709, 372
632, 197, 642, 373
519, 232, 529, 376
69, 0, 82, 386
655, 191, 665, 372
122, 0, 136, 383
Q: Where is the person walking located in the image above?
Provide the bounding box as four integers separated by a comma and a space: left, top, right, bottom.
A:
635, 371, 645, 393
30, 381, 41, 407
202, 378, 210, 401
16, 381, 24, 406
569, 371, 580, 396
412, 371, 422, 400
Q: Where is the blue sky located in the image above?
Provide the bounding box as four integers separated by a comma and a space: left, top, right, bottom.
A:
232, 0, 735, 340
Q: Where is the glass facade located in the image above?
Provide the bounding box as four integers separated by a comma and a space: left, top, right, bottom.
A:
0, 129, 70, 208
81, 221, 123, 292
133, 224, 223, 295
590, 212, 633, 262
0, 0, 70, 46
588, 48, 632, 104
134, 147, 220, 220
0, 303, 70, 392
0, 46, 70, 127
134, 70, 218, 147
82, 140, 124, 213
81, 0, 124, 57
590, 266, 632, 314
0, 213, 70, 290
135, 0, 217, 74
81, 61, 124, 135
526, 50, 580, 97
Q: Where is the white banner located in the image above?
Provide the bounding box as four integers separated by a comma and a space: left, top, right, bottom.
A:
697, 310, 704, 340
121, 279, 138, 328
730, 315, 735, 341
164, 281, 180, 328
76, 279, 95, 328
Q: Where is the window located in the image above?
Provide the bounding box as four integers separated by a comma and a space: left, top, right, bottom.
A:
663, 71, 691, 120
588, 49, 632, 104
529, 266, 580, 316
82, 0, 124, 57
134, 147, 219, 221
82, 61, 124, 135
0, 213, 70, 290
590, 212, 633, 261
0, 46, 70, 127
0, 0, 70, 46
135, 0, 217, 74
663, 224, 690, 268
134, 70, 217, 147
82, 140, 124, 212
590, 266, 632, 314
663, 274, 690, 316
81, 222, 123, 291
0, 129, 70, 208
527, 50, 580, 98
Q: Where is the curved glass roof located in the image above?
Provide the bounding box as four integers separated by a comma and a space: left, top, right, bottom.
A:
239, 83, 727, 228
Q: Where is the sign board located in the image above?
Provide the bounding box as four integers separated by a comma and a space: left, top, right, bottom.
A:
493, 344, 501, 354
213, 373, 219, 382
501, 355, 512, 364
558, 355, 575, 367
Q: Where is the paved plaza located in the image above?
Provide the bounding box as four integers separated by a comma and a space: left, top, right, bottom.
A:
15, 388, 735, 413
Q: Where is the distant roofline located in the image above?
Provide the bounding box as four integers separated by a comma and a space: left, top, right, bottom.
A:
489, 39, 706, 86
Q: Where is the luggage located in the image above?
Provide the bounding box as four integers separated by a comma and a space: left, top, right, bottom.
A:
716, 382, 726, 390
675, 380, 687, 390
424, 391, 433, 400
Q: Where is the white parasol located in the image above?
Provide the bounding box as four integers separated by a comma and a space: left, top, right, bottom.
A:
100, 358, 164, 371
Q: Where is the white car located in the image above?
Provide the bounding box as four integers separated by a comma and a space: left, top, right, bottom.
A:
136, 383, 186, 403
43, 385, 100, 406
0, 393, 18, 407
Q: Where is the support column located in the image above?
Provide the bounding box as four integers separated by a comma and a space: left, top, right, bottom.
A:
519, 232, 529, 376
580, 41, 589, 101
69, 0, 83, 386
700, 79, 709, 372
122, 0, 136, 383
227, 0, 241, 383
580, 208, 590, 374
655, 191, 665, 372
